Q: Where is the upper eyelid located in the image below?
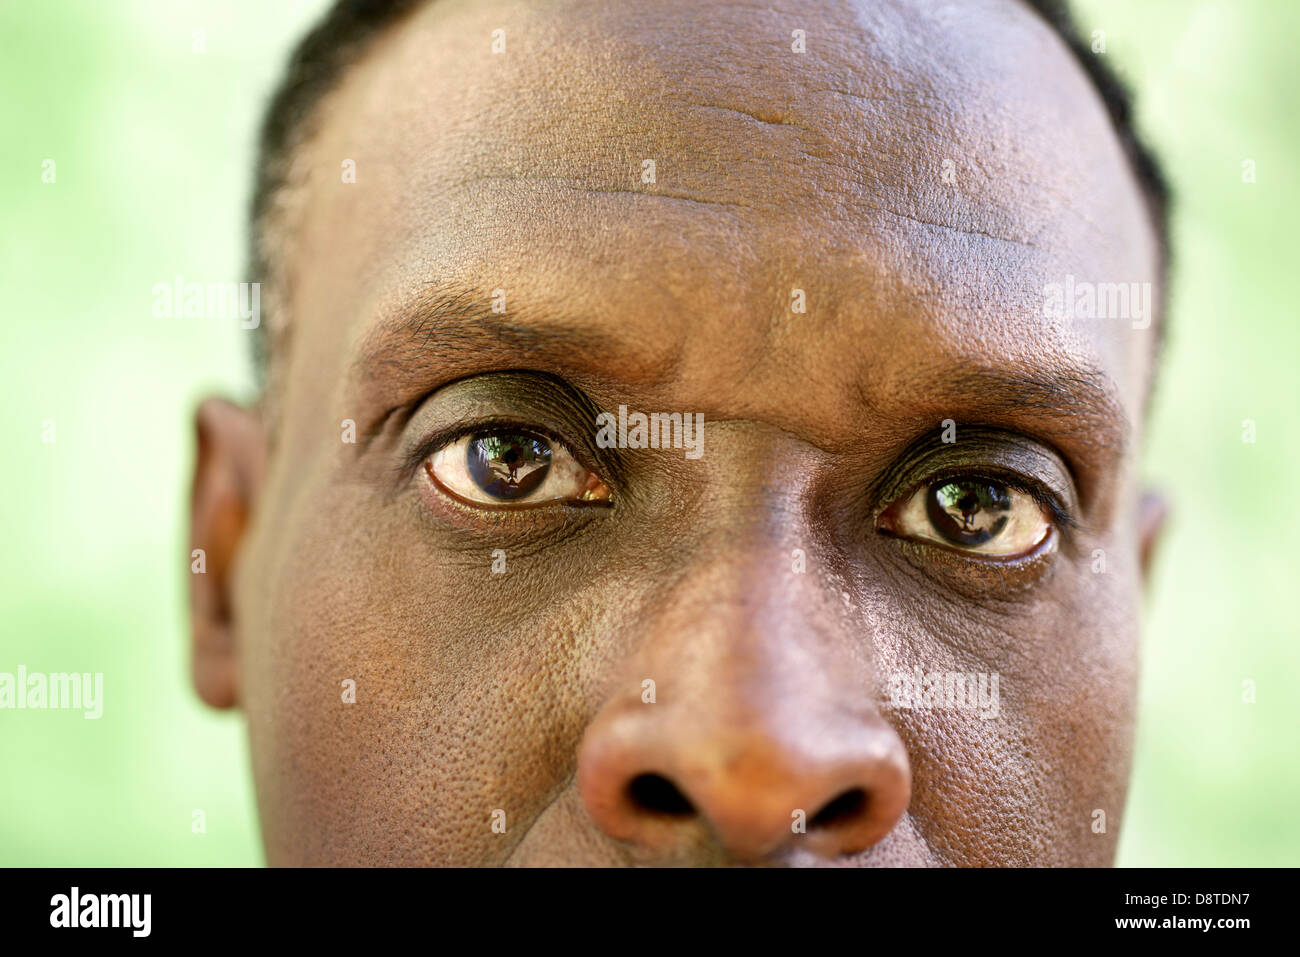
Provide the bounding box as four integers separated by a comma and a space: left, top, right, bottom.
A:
403, 418, 591, 480
871, 429, 1079, 509
396, 369, 612, 458
889, 467, 1078, 537
417, 420, 623, 511
423, 428, 614, 513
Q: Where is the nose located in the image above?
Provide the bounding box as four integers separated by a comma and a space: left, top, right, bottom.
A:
578, 698, 910, 862
576, 435, 911, 862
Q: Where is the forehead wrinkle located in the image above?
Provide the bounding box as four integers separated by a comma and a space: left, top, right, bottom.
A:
316, 0, 1153, 288
296, 0, 1156, 447
358, 0, 1112, 243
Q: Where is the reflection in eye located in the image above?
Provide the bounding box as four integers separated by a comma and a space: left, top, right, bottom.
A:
426, 428, 611, 507
885, 478, 1050, 557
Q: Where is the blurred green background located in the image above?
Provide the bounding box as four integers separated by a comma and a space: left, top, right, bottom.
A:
1, 0, 1296, 866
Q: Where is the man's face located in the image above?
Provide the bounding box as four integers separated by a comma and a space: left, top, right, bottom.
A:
195, 0, 1162, 865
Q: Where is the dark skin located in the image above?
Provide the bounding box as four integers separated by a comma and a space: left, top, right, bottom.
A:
191, 0, 1167, 865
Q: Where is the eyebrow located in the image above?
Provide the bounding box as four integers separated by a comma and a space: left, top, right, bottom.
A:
938, 366, 1128, 449
885, 363, 1131, 497
353, 284, 659, 399
353, 283, 1131, 490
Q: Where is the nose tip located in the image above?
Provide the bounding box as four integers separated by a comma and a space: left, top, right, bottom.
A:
577, 707, 911, 862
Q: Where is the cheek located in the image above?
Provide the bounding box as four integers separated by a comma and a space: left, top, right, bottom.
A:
237, 484, 614, 865
865, 539, 1141, 866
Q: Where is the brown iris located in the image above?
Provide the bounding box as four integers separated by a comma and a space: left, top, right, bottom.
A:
466, 430, 552, 500
925, 480, 1011, 546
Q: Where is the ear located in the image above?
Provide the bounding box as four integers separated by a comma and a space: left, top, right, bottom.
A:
189, 397, 265, 709
1137, 487, 1169, 587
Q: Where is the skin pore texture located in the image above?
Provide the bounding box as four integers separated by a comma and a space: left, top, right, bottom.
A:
190, 0, 1166, 866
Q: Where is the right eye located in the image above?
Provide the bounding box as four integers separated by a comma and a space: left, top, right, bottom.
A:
425, 428, 611, 507
879, 476, 1052, 558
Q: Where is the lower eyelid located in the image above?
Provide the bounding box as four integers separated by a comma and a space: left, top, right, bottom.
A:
415, 464, 611, 538
424, 458, 599, 511
883, 526, 1062, 600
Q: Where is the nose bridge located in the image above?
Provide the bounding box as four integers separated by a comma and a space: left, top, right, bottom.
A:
640, 526, 889, 766
634, 485, 875, 717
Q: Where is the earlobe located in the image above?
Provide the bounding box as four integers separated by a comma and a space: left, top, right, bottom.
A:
1137, 487, 1169, 587
189, 397, 265, 709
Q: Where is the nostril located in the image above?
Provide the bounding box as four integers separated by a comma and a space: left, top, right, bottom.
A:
809, 788, 868, 829
628, 773, 695, 817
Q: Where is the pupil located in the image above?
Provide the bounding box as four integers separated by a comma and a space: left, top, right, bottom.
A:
467, 431, 552, 500
926, 480, 1010, 546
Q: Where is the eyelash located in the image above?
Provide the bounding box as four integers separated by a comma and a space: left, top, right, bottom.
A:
403, 418, 590, 483
406, 418, 619, 529
884, 466, 1078, 536
408, 418, 1078, 558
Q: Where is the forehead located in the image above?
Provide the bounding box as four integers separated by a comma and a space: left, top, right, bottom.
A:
284, 0, 1158, 455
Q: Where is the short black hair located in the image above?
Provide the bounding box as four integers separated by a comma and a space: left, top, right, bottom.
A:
249, 0, 1171, 385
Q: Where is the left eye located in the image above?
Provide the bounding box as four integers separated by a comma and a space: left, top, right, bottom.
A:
881, 478, 1050, 557
426, 428, 611, 507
